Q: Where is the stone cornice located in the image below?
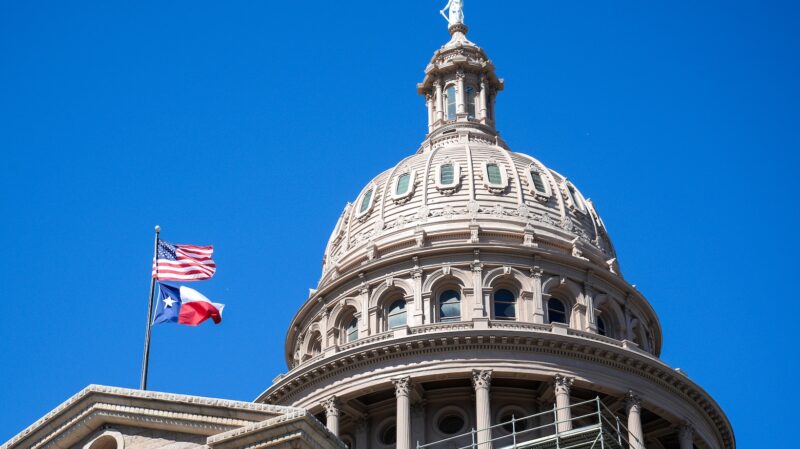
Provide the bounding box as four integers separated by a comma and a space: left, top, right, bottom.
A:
258, 325, 733, 449
207, 410, 346, 449
2, 385, 303, 449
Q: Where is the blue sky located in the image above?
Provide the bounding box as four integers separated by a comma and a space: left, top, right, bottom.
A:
0, 1, 797, 446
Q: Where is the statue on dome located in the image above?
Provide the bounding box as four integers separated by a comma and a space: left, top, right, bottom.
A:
440, 0, 465, 27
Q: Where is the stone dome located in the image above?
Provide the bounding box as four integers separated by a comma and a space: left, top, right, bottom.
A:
320, 141, 619, 291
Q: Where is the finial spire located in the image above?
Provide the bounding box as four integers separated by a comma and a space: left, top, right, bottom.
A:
440, 0, 467, 35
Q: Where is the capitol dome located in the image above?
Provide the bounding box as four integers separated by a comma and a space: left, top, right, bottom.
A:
260, 12, 734, 449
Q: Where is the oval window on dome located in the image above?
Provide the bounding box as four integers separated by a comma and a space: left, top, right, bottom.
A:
440, 163, 454, 185
396, 173, 410, 195
487, 164, 502, 185
530, 170, 548, 195
566, 183, 587, 213
358, 188, 373, 215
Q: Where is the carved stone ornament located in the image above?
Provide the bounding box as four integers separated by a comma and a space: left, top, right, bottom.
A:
393, 377, 412, 397
625, 391, 643, 411
554, 374, 574, 395
322, 396, 340, 417
472, 369, 492, 390
469, 223, 480, 244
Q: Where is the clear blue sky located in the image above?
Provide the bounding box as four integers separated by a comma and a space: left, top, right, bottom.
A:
1, 1, 797, 446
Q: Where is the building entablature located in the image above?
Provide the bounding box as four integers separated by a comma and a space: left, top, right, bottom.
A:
2, 385, 307, 449
257, 326, 732, 449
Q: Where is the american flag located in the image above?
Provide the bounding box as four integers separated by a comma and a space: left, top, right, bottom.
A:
152, 240, 216, 281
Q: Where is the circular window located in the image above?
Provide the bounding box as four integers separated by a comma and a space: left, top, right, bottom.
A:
380, 424, 396, 445
437, 414, 466, 435
500, 414, 528, 433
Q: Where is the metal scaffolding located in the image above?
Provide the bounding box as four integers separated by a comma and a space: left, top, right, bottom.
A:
417, 397, 644, 449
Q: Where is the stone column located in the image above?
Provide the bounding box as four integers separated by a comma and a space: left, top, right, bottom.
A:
355, 417, 370, 449
472, 369, 493, 449
479, 75, 488, 122
435, 80, 444, 123
625, 392, 645, 449
393, 377, 412, 449
322, 396, 340, 436
554, 374, 574, 432
678, 422, 694, 449
456, 70, 466, 115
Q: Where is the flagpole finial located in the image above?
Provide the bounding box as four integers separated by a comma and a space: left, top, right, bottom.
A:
155, 225, 161, 233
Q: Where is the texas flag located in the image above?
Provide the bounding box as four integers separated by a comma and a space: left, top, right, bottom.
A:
153, 283, 225, 326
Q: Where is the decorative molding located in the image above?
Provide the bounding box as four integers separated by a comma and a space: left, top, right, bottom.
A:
554, 374, 574, 395
321, 396, 340, 417
392, 377, 412, 397
471, 369, 493, 390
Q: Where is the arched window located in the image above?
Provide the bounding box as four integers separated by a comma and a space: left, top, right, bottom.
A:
547, 298, 567, 324
387, 299, 407, 329
395, 173, 411, 195
309, 335, 322, 357
494, 289, 516, 320
597, 317, 607, 337
466, 86, 477, 119
438, 290, 461, 322
359, 189, 373, 214
345, 317, 358, 343
440, 163, 454, 185
445, 85, 457, 120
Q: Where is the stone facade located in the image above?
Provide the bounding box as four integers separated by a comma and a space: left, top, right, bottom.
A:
2, 7, 734, 449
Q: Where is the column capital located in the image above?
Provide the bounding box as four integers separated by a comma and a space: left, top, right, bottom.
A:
472, 369, 493, 390
554, 374, 574, 395
392, 376, 412, 397
625, 390, 643, 411
678, 420, 694, 438
321, 396, 340, 417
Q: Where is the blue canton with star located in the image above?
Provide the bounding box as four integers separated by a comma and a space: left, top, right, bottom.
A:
153, 283, 182, 324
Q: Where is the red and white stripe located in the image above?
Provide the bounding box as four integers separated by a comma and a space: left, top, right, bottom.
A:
152, 244, 217, 281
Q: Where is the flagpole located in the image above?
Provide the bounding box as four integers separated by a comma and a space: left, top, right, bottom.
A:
140, 225, 160, 390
